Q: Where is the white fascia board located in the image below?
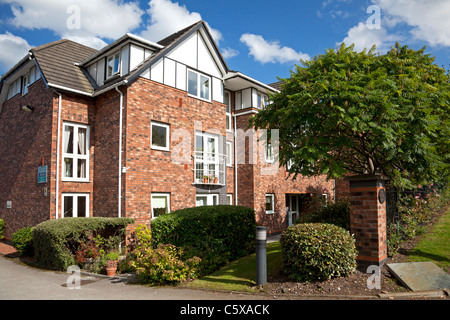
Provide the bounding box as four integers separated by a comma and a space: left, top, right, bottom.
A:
126, 33, 164, 50
47, 83, 93, 97
224, 71, 279, 93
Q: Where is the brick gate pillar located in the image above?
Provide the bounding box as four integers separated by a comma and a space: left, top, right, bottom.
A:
345, 175, 388, 271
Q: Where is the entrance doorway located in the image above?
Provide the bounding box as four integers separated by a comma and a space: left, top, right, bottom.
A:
286, 194, 299, 226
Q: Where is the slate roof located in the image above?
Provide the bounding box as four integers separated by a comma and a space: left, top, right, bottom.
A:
268, 81, 283, 91
31, 39, 97, 95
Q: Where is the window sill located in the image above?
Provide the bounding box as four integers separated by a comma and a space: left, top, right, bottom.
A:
151, 146, 170, 152
61, 179, 91, 183
187, 94, 212, 104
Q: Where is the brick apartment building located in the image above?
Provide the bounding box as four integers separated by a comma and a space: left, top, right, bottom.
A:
0, 21, 335, 238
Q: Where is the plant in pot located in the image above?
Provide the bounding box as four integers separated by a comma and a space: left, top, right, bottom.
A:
104, 251, 120, 277
203, 176, 209, 183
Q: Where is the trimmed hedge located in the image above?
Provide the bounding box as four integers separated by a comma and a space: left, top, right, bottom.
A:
12, 226, 34, 256
0, 219, 4, 240
33, 217, 134, 270
280, 223, 357, 281
151, 205, 256, 275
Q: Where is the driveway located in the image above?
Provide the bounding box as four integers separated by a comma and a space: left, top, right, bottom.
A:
0, 255, 275, 301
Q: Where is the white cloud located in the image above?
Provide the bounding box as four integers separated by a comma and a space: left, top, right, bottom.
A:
240, 33, 310, 64
375, 0, 450, 46
341, 21, 400, 53
2, 0, 144, 48
0, 32, 32, 71
140, 0, 222, 43
221, 47, 239, 59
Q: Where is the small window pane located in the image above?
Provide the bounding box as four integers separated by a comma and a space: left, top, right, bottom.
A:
200, 75, 209, 100
196, 196, 207, 207
64, 126, 74, 154
77, 128, 87, 155
152, 195, 169, 218
64, 158, 73, 178
78, 196, 86, 217
266, 195, 274, 211
152, 124, 168, 149
64, 196, 73, 218
188, 71, 197, 96
77, 159, 86, 178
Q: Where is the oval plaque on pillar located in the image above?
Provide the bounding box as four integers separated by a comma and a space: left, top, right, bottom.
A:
378, 188, 386, 204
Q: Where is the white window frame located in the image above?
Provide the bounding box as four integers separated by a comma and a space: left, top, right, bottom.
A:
226, 141, 233, 167
151, 193, 170, 219
225, 90, 232, 132
322, 193, 328, 206
187, 69, 211, 101
265, 193, 275, 214
195, 132, 219, 183
265, 143, 274, 163
106, 51, 121, 79
22, 74, 29, 95
151, 121, 170, 151
227, 194, 233, 205
196, 194, 219, 207
257, 92, 268, 109
62, 122, 90, 182
61, 193, 90, 218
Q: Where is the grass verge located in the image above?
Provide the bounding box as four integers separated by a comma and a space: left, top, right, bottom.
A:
407, 207, 450, 272
186, 241, 282, 292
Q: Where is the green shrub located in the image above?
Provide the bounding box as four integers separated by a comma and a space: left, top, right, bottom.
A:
280, 223, 357, 282
12, 226, 34, 256
131, 224, 201, 285
297, 199, 350, 230
0, 219, 5, 240
150, 205, 256, 275
33, 217, 134, 270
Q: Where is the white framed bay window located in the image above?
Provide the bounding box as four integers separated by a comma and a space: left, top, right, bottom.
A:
62, 122, 90, 181
62, 193, 89, 218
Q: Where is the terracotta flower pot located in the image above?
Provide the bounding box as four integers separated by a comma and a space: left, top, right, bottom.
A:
106, 266, 117, 277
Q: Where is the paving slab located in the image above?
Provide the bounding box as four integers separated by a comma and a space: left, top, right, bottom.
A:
387, 261, 450, 291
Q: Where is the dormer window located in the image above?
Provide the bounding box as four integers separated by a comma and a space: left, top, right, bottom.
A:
107, 52, 121, 79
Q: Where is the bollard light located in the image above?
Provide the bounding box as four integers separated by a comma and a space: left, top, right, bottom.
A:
256, 226, 267, 241
256, 226, 267, 286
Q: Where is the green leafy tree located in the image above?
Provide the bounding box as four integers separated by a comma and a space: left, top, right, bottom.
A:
250, 43, 450, 188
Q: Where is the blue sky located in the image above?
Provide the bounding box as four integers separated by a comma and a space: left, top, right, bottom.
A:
1, 0, 450, 85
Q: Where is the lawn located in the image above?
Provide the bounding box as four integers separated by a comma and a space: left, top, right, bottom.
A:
407, 207, 450, 272
186, 241, 283, 292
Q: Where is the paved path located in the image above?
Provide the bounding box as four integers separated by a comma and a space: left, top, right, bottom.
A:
0, 255, 275, 300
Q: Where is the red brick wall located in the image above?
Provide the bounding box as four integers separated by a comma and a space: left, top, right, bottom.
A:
122, 78, 227, 228
56, 92, 96, 218
0, 80, 53, 238
92, 88, 123, 218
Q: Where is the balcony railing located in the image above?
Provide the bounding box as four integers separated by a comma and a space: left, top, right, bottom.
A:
193, 151, 226, 186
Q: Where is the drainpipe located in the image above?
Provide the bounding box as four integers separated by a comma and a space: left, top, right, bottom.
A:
116, 86, 124, 218
55, 91, 62, 219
